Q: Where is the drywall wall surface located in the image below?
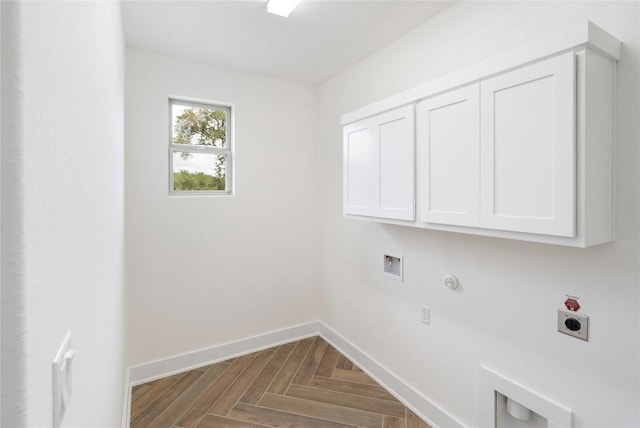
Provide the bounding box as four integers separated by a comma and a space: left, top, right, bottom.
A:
638, 5, 640, 427
0, 0, 3, 422
318, 2, 639, 427
1, 2, 25, 425
1, 1, 126, 426
125, 50, 321, 367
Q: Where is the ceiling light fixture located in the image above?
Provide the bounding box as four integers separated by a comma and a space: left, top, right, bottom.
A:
267, 0, 300, 17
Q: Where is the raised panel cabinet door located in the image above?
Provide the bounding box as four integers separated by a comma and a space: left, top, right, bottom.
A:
373, 105, 415, 221
480, 52, 576, 236
343, 122, 374, 216
417, 84, 480, 227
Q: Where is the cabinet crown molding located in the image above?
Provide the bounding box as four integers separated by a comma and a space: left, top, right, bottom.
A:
341, 21, 620, 126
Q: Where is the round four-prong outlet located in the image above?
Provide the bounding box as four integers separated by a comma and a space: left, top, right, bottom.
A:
564, 318, 581, 331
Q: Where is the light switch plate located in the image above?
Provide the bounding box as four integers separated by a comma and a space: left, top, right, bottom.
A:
53, 332, 74, 428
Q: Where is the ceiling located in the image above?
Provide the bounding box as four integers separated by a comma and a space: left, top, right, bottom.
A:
122, 0, 453, 85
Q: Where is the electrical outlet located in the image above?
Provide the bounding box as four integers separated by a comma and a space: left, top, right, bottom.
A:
421, 307, 430, 325
557, 309, 589, 341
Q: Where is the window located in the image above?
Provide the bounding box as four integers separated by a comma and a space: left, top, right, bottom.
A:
169, 99, 233, 195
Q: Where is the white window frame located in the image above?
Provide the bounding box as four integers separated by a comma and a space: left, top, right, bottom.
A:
169, 98, 234, 196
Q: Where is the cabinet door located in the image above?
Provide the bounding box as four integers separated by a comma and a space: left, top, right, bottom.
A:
372, 105, 415, 221
343, 122, 374, 216
417, 84, 480, 227
480, 53, 576, 236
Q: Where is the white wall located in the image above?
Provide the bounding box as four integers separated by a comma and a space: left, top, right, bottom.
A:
1, 1, 125, 426
125, 50, 321, 367
318, 2, 639, 427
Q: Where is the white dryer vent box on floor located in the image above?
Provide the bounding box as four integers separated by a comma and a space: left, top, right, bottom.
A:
383, 253, 403, 281
479, 366, 572, 428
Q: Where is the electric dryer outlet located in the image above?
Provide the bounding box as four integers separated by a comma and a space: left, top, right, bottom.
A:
557, 309, 589, 341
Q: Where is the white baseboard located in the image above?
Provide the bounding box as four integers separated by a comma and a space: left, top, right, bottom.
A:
123, 321, 462, 428
121, 373, 132, 428
317, 323, 464, 428
127, 321, 320, 385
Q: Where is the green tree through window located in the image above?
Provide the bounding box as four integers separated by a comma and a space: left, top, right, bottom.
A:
170, 100, 232, 193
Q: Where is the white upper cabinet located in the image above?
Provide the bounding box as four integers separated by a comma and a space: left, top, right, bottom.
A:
417, 84, 480, 227
343, 105, 415, 221
342, 22, 620, 247
343, 123, 374, 216
417, 53, 576, 236
480, 52, 576, 236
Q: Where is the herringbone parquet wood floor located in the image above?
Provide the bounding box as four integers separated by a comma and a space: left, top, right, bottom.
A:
130, 336, 432, 428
